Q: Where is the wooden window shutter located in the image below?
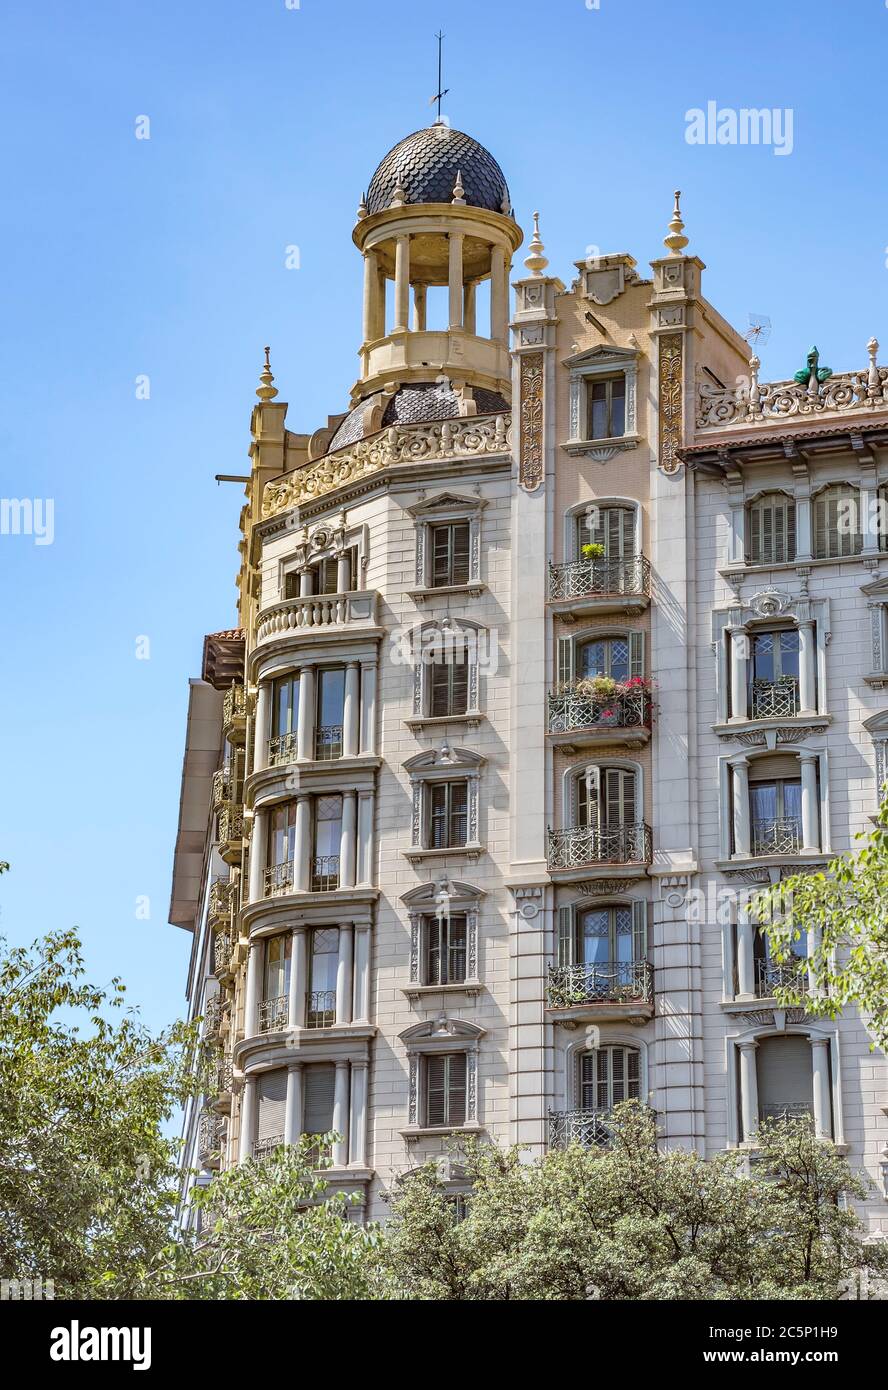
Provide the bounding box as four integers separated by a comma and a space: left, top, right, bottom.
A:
257, 1069, 288, 1141
558, 904, 577, 966
303, 1063, 336, 1135
628, 630, 645, 679
558, 636, 575, 687
631, 900, 648, 960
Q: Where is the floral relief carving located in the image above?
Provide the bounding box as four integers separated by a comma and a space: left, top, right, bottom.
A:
658, 333, 683, 475
520, 352, 544, 492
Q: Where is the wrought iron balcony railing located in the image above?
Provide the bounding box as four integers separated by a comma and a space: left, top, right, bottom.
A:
264, 861, 294, 897
548, 556, 651, 603
202, 995, 225, 1038
751, 817, 802, 857
213, 929, 235, 975
759, 1102, 814, 1123
751, 678, 799, 720
548, 1108, 614, 1150
547, 823, 653, 870
253, 1135, 285, 1162
548, 960, 653, 1010
258, 993, 288, 1033
305, 989, 336, 1029
268, 731, 298, 767
213, 1054, 233, 1095
197, 1112, 227, 1163
217, 804, 244, 848
314, 724, 344, 760
756, 958, 809, 997
311, 855, 340, 893
222, 683, 247, 738
208, 878, 235, 923
212, 765, 241, 810
548, 686, 651, 735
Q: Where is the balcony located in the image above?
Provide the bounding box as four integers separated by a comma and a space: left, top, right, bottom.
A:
547, 823, 652, 880
210, 1054, 234, 1111
547, 961, 654, 1023
751, 678, 798, 721
208, 878, 235, 926
212, 765, 240, 811
548, 1108, 613, 1150
222, 684, 247, 743
756, 958, 809, 999
548, 683, 651, 750
759, 1102, 814, 1123
548, 556, 650, 619
751, 817, 802, 857
258, 993, 288, 1033
253, 1135, 285, 1162
306, 990, 336, 1029
202, 995, 226, 1040
213, 928, 235, 980
255, 591, 379, 647
216, 804, 244, 866
269, 724, 343, 768
197, 1112, 227, 1169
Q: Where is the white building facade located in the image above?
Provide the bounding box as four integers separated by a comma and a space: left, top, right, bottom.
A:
169, 126, 888, 1230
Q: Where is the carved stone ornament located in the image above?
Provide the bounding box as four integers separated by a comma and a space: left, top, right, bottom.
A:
519, 352, 544, 492
658, 333, 683, 474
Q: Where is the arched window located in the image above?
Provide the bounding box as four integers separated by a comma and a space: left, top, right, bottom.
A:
580, 1045, 640, 1111
577, 766, 637, 829
575, 504, 636, 561
747, 492, 796, 564
813, 484, 862, 558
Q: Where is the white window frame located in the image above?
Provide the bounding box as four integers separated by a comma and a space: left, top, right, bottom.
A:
401, 878, 483, 999
403, 745, 485, 861
746, 490, 797, 566
407, 620, 485, 729
407, 492, 487, 599
562, 347, 640, 459
724, 1024, 844, 1149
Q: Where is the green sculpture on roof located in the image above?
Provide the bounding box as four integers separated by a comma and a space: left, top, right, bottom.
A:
794, 346, 832, 390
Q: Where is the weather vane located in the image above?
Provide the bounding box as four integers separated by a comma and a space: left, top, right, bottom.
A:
429, 30, 449, 123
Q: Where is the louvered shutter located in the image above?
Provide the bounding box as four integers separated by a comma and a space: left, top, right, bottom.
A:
426, 1054, 467, 1127
257, 1069, 288, 1141
626, 1047, 640, 1098
631, 900, 648, 960
628, 630, 645, 679
557, 636, 575, 687
303, 1063, 335, 1135
622, 507, 636, 559
756, 1036, 814, 1123
558, 904, 576, 966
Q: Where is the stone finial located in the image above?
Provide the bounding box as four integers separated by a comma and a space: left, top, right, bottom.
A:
256, 346, 278, 402
663, 189, 689, 255
867, 337, 881, 399
523, 210, 549, 277
356, 191, 368, 220
451, 168, 466, 205
390, 170, 407, 207
500, 192, 511, 215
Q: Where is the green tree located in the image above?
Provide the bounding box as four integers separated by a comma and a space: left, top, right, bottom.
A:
0, 928, 199, 1297
755, 796, 888, 1051
381, 1103, 887, 1300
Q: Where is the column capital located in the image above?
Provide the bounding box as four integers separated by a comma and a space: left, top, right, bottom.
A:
287, 1059, 304, 1074
798, 749, 820, 764
737, 1037, 759, 1053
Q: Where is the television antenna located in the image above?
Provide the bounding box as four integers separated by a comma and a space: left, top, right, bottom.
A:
745, 313, 772, 348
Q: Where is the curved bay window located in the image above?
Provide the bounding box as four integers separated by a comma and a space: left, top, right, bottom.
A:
306, 927, 339, 1028
259, 935, 291, 1032
270, 674, 300, 766
313, 795, 342, 891
266, 802, 298, 895
315, 667, 345, 761
813, 484, 863, 559
747, 492, 796, 565
749, 627, 800, 719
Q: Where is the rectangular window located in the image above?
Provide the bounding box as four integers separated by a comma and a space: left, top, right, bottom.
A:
428, 781, 469, 849
268, 802, 297, 868
429, 656, 469, 717
315, 668, 345, 760
307, 928, 339, 1027
312, 795, 342, 890
431, 522, 471, 587
271, 675, 300, 741
425, 1053, 467, 1127
263, 934, 291, 1001
303, 1063, 336, 1138
424, 913, 468, 985
814, 486, 863, 559
587, 376, 626, 440
256, 1069, 287, 1147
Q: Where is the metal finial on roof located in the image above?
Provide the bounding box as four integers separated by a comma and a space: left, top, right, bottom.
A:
256, 346, 278, 402
524, 210, 549, 277
664, 189, 689, 255
429, 30, 449, 124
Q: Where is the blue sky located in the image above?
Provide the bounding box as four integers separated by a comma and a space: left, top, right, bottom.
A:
1, 0, 886, 1033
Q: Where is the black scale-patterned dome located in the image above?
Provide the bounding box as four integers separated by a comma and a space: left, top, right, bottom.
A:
366, 125, 511, 216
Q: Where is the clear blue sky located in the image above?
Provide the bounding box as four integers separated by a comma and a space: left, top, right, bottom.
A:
1, 0, 885, 1033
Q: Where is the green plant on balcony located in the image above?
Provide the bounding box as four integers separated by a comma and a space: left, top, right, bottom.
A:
580, 542, 606, 559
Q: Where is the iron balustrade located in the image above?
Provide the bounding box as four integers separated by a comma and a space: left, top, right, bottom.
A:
548, 1108, 614, 1150
213, 930, 234, 974
202, 996, 225, 1037
208, 878, 234, 922
751, 678, 799, 720
253, 1135, 285, 1161
222, 684, 247, 728
268, 731, 298, 767
548, 960, 653, 1010
314, 724, 344, 760
751, 817, 802, 856
217, 804, 244, 846
548, 686, 650, 735
214, 1055, 233, 1095
258, 993, 288, 1033
306, 990, 336, 1029
756, 958, 809, 997
759, 1102, 814, 1123
264, 862, 294, 897
548, 555, 650, 602
197, 1112, 226, 1160
311, 855, 340, 892
547, 822, 653, 869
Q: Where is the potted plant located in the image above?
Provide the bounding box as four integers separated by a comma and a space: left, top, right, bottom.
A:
581, 542, 605, 560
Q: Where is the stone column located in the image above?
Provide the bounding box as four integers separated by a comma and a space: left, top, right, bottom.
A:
798, 621, 817, 715
332, 1062, 350, 1166
463, 279, 477, 334
811, 1039, 832, 1139
729, 627, 748, 721
861, 479, 879, 555
294, 793, 312, 892
490, 245, 508, 342
248, 809, 268, 903
448, 232, 464, 330
342, 662, 360, 757
800, 752, 820, 851
362, 249, 379, 346
243, 938, 261, 1038
284, 1062, 304, 1147
353, 924, 371, 1023
336, 550, 352, 593
356, 790, 375, 886
731, 758, 751, 857
238, 1075, 257, 1163
348, 1060, 368, 1167
296, 664, 316, 762
736, 904, 756, 999
359, 660, 377, 754
412, 283, 427, 332
738, 1040, 759, 1143
340, 791, 357, 888
393, 234, 410, 332
254, 682, 271, 774
288, 925, 307, 1029
299, 567, 314, 597
335, 924, 354, 1025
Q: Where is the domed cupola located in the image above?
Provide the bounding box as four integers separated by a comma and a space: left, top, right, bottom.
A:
350, 122, 523, 412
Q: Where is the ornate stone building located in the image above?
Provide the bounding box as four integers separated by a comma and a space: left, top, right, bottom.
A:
169, 122, 888, 1229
